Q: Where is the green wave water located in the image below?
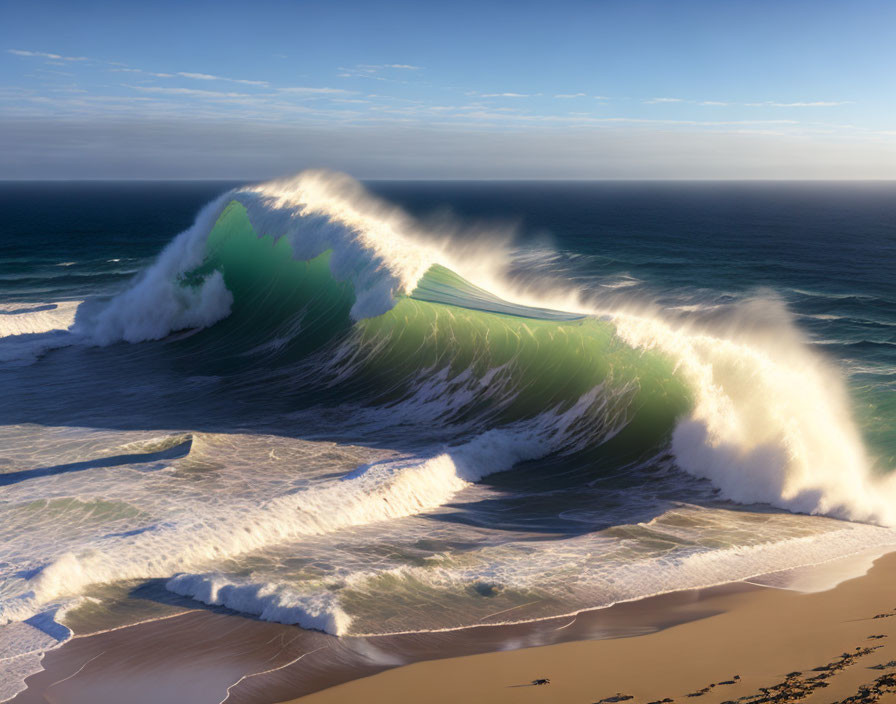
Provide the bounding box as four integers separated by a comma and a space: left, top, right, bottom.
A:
189, 200, 690, 462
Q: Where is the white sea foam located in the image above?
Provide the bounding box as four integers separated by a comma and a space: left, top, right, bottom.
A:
0, 301, 81, 338
605, 303, 896, 525
74, 195, 235, 345
0, 380, 626, 639
0, 301, 83, 364
6, 410, 591, 626
506, 286, 896, 525
166, 516, 896, 637
745, 547, 889, 593
166, 573, 353, 635
0, 607, 74, 702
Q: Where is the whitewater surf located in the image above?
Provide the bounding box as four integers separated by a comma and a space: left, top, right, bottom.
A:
1, 173, 894, 701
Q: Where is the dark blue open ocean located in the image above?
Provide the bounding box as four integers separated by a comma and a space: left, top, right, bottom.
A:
1, 175, 894, 699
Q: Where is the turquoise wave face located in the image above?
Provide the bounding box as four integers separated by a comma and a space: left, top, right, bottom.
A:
178, 200, 691, 464
179, 201, 356, 362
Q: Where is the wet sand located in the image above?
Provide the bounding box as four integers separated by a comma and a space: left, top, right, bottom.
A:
12, 553, 896, 704
11, 583, 751, 703
287, 552, 896, 704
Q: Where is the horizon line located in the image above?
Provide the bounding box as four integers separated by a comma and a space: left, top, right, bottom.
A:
3, 177, 896, 183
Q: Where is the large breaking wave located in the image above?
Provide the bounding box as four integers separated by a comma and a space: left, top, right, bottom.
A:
64, 171, 894, 522
2, 170, 895, 650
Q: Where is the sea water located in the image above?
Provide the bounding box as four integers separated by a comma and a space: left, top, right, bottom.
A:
0, 175, 894, 699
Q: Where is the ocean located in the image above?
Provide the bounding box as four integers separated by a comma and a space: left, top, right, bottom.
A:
1, 174, 894, 700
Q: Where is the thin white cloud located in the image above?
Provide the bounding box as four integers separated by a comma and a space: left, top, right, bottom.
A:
110, 67, 267, 85
179, 72, 232, 81
591, 117, 800, 126
8, 48, 88, 62
339, 63, 422, 79
480, 92, 530, 98
643, 97, 848, 108
278, 86, 353, 95
746, 100, 851, 107
176, 72, 268, 86
127, 85, 252, 99
111, 68, 174, 78
554, 93, 586, 99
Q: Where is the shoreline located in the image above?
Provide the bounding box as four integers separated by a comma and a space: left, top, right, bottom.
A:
10, 583, 754, 704
287, 551, 896, 704
8, 550, 893, 703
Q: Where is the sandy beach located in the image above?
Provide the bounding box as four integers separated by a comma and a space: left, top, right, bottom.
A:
288, 552, 896, 704
9, 552, 896, 704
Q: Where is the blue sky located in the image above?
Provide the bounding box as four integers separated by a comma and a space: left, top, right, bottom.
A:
2, 0, 895, 178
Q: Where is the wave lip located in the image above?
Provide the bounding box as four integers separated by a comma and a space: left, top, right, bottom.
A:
410, 264, 582, 321
166, 573, 353, 636
67, 169, 532, 347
